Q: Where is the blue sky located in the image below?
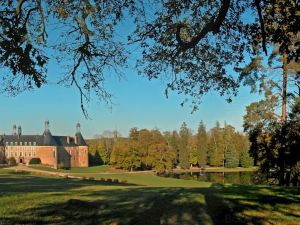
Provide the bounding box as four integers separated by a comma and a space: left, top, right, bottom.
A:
0, 7, 262, 138
0, 65, 260, 138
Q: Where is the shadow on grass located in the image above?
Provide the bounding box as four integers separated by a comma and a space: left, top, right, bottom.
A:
0, 171, 136, 194
1, 172, 300, 225
2, 188, 214, 225
208, 183, 300, 224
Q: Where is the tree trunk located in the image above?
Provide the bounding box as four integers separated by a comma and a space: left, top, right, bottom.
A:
279, 53, 288, 185
281, 53, 288, 124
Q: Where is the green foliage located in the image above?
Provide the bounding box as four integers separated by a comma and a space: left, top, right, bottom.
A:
87, 139, 113, 165
29, 158, 41, 165
189, 147, 198, 166
225, 144, 239, 168
179, 122, 191, 169
197, 121, 208, 167
7, 157, 16, 166
240, 149, 254, 168
95, 121, 251, 171
245, 97, 300, 185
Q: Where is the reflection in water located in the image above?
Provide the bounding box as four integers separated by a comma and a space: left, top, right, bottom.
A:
161, 171, 256, 185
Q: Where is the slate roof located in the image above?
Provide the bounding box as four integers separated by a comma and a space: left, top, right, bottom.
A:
0, 122, 87, 147
0, 134, 87, 147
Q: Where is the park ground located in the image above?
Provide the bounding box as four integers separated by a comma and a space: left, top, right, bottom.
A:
0, 166, 299, 225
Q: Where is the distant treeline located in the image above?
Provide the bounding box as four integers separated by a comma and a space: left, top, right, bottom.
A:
86, 121, 253, 172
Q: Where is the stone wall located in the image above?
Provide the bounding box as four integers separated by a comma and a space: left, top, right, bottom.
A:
0, 146, 5, 164
37, 146, 57, 166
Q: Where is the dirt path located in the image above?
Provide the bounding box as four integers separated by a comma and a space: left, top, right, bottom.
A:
4, 165, 68, 176
4, 165, 155, 176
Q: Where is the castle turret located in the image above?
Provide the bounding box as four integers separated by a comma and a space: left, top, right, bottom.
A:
43, 120, 56, 146
12, 125, 17, 135
18, 125, 22, 137
74, 123, 87, 146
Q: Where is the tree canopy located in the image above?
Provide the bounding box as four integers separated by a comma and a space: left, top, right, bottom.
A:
0, 0, 299, 115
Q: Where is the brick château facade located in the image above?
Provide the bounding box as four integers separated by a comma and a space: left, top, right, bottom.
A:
0, 121, 88, 168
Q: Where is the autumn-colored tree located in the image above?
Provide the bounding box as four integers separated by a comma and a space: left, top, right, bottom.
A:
148, 143, 175, 173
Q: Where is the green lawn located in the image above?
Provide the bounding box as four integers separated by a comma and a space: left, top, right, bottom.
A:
0, 169, 299, 225
29, 165, 114, 173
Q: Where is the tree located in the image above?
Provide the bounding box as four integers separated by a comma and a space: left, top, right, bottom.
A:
0, 0, 136, 117
189, 146, 198, 167
148, 143, 175, 173
244, 96, 300, 186
240, 148, 254, 168
207, 121, 224, 167
169, 131, 180, 166
1, 1, 298, 115
110, 139, 142, 171
132, 0, 300, 111
178, 122, 191, 169
225, 142, 239, 168
196, 121, 208, 167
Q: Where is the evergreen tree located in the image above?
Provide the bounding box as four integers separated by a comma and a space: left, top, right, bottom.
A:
197, 121, 208, 167
225, 143, 239, 168
240, 149, 254, 168
179, 122, 191, 169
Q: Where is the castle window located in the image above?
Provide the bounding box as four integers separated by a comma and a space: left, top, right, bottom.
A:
20, 152, 22, 156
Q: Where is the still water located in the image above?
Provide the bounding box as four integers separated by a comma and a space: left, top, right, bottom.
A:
161, 171, 256, 185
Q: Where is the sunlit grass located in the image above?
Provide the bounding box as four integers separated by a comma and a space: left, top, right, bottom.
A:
1, 169, 299, 225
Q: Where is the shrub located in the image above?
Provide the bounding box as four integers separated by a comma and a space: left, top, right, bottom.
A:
88, 177, 95, 180
106, 178, 112, 183
29, 158, 41, 165
100, 178, 106, 182
8, 157, 16, 166
121, 179, 128, 184
113, 179, 119, 183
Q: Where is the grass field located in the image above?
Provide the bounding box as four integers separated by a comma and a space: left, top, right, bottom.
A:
0, 169, 300, 225
28, 165, 115, 173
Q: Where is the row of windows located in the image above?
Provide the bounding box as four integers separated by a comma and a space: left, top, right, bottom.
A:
6, 146, 37, 151
5, 151, 37, 157
5, 141, 37, 146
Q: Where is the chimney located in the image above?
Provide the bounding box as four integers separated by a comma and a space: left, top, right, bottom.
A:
66, 136, 70, 144
74, 135, 78, 145
17, 125, 21, 136
12, 125, 17, 135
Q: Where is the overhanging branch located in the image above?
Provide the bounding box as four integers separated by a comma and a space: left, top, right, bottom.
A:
176, 0, 231, 52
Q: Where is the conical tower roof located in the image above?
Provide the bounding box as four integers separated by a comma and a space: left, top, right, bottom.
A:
43, 120, 56, 146
75, 123, 87, 146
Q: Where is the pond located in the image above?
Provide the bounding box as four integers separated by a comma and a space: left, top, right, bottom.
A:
161, 171, 257, 185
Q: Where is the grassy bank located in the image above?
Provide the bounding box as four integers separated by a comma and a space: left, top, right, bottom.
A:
28, 165, 115, 173
0, 169, 299, 225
